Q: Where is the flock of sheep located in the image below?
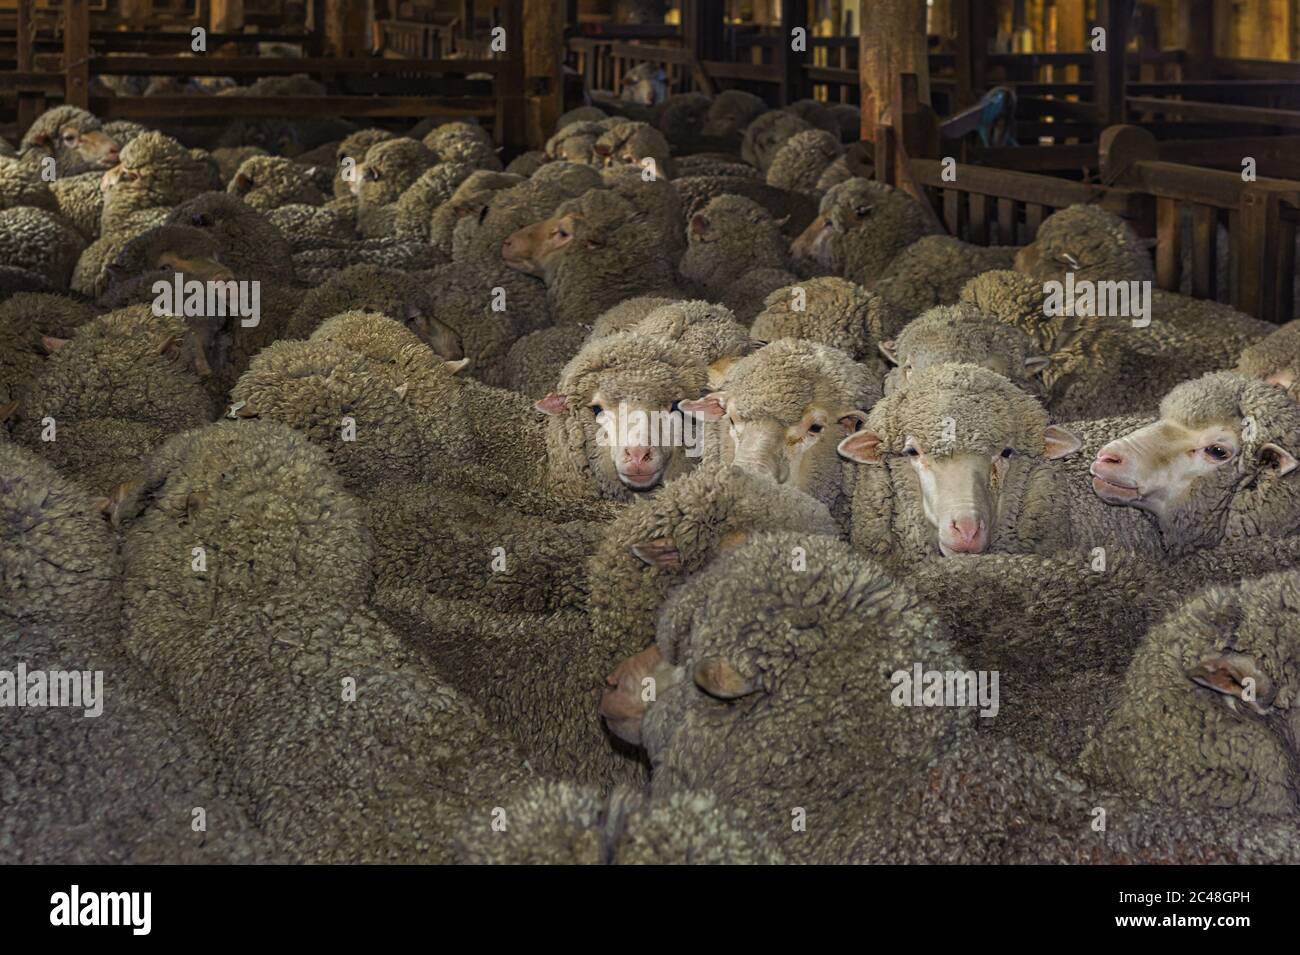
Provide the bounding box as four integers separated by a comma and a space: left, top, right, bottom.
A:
4, 76, 1300, 865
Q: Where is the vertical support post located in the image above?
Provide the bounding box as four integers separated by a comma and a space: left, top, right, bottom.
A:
16, 0, 38, 134
859, 0, 931, 140
211, 0, 246, 35
64, 0, 90, 111
779, 0, 809, 106
1179, 0, 1213, 80
1093, 0, 1130, 127
521, 0, 564, 151
953, 0, 974, 108
497, 0, 528, 153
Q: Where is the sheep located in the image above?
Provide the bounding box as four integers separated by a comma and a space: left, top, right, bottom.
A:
283, 264, 463, 360
505, 150, 546, 176
782, 98, 844, 138
331, 127, 395, 198
545, 120, 605, 165
681, 339, 881, 528
880, 303, 1049, 400
163, 191, 297, 285
113, 421, 533, 862
0, 134, 14, 157
870, 234, 1019, 321
422, 124, 501, 171
452, 782, 784, 864
264, 201, 354, 249
351, 137, 438, 236
639, 532, 968, 863
588, 295, 679, 338
19, 105, 120, 176
14, 304, 215, 492
501, 325, 592, 399
765, 128, 843, 197
428, 169, 525, 257
701, 89, 767, 143
1080, 570, 1300, 817
593, 120, 674, 179
100, 131, 213, 233
601, 162, 688, 262
556, 105, 608, 129
0, 441, 264, 863
0, 207, 85, 293
227, 154, 326, 210
502, 187, 682, 324
1014, 203, 1153, 285
624, 299, 753, 387
672, 154, 760, 179
740, 110, 813, 172
677, 194, 796, 314
1086, 372, 1300, 556
838, 363, 1082, 566
750, 275, 903, 363
392, 161, 477, 239
791, 177, 933, 285
653, 92, 713, 150
210, 144, 268, 183
671, 173, 818, 239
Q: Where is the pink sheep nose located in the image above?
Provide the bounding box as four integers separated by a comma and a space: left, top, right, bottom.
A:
946, 516, 987, 553
624, 446, 654, 468
501, 235, 517, 258
1096, 446, 1124, 467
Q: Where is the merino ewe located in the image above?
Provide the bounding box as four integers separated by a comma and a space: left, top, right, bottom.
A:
1014, 203, 1153, 285
593, 120, 674, 179
15, 305, 215, 492
839, 363, 1081, 565
332, 127, 396, 198
351, 137, 437, 235
791, 177, 932, 285
880, 303, 1049, 399
640, 533, 966, 863
228, 154, 326, 210
701, 89, 767, 142
114, 421, 533, 862
502, 188, 682, 324
682, 339, 880, 527
750, 275, 902, 362
49, 171, 106, 238
392, 161, 477, 239
453, 782, 784, 864
0, 156, 57, 213
870, 234, 1019, 321
428, 169, 525, 257
163, 191, 297, 285
0, 441, 263, 863
0, 292, 95, 404
626, 299, 753, 387
740, 110, 813, 172
671, 175, 818, 239
100, 131, 212, 233
0, 206, 85, 292
765, 128, 843, 196
1081, 570, 1300, 816
19, 105, 120, 176
677, 194, 796, 315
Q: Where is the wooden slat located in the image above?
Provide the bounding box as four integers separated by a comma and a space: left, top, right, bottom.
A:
1023, 202, 1045, 241
89, 95, 497, 119
909, 159, 1149, 220
997, 197, 1016, 245
88, 55, 505, 75
1190, 203, 1218, 300
1154, 197, 1182, 292
1127, 96, 1300, 129
64, 0, 89, 109
968, 192, 989, 244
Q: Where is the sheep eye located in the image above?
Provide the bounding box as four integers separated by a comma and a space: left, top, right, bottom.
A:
590, 404, 604, 417
365, 168, 379, 181
809, 423, 824, 434
63, 132, 77, 144
554, 228, 570, 239
1205, 445, 1233, 461
904, 447, 919, 457
854, 206, 871, 217
1000, 448, 1014, 459
191, 213, 210, 227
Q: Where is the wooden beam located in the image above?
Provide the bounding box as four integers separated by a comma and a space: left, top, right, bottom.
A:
1126, 96, 1300, 130
1178, 0, 1213, 79
1093, 0, 1130, 126
522, 0, 564, 151
860, 0, 931, 138
210, 0, 245, 34
90, 95, 498, 120
683, 0, 725, 65
63, 0, 89, 110
15, 0, 38, 132
497, 0, 528, 153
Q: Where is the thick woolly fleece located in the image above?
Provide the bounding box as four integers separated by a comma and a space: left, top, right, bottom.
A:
227, 154, 326, 211
502, 325, 591, 399
0, 292, 94, 403
163, 191, 297, 285
1081, 570, 1300, 817
602, 163, 688, 263
871, 235, 1019, 321
453, 781, 784, 864
800, 178, 933, 285
392, 161, 477, 239
50, 171, 105, 239
627, 300, 752, 377
0, 156, 57, 213
101, 131, 213, 233
593, 120, 674, 179
332, 128, 396, 198
428, 170, 524, 257
16, 305, 216, 492
750, 275, 901, 364
1014, 204, 1154, 285
116, 422, 533, 862
671, 175, 818, 240
740, 110, 813, 172
0, 441, 265, 863
285, 263, 439, 341
847, 363, 1073, 566
18, 105, 109, 176
586, 465, 842, 655
1236, 319, 1300, 393
765, 129, 843, 197
882, 303, 1047, 400
642, 533, 968, 863
700, 339, 881, 528
0, 206, 85, 292
677, 194, 794, 301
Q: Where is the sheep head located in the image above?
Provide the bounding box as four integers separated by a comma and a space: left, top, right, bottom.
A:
1014, 204, 1154, 285
22, 106, 119, 175
790, 178, 929, 284
842, 363, 1080, 557
620, 64, 668, 107
1090, 373, 1300, 553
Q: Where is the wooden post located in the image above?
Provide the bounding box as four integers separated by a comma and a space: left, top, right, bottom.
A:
211, 0, 246, 34
1055, 0, 1085, 84
520, 0, 564, 151
324, 0, 367, 56
1178, 0, 1213, 80
952, 0, 974, 109
463, 0, 476, 39
684, 0, 726, 62
64, 0, 90, 111
1093, 0, 1131, 127
859, 0, 931, 140
779, 0, 809, 106
16, 0, 38, 134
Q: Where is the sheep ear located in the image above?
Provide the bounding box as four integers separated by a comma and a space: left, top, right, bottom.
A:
31, 131, 51, 146
632, 537, 682, 569
707, 356, 738, 389
1265, 369, 1296, 390
1258, 442, 1299, 477
693, 657, 757, 700
226, 400, 258, 419
593, 143, 612, 157
99, 479, 143, 528
40, 335, 69, 355
534, 392, 569, 415
877, 339, 898, 365
417, 314, 463, 362
1187, 651, 1276, 710
689, 213, 709, 237
838, 428, 884, 464
0, 399, 19, 424
443, 357, 470, 375
1042, 425, 1082, 460
1024, 355, 1051, 376
838, 410, 869, 435
678, 392, 727, 422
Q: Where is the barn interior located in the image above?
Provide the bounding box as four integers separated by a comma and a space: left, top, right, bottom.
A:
4, 0, 1300, 866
